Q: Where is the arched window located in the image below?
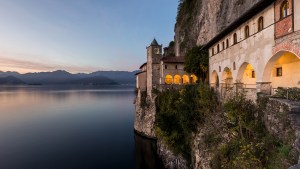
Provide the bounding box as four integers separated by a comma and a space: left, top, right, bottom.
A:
174, 75, 181, 84
217, 44, 220, 53
222, 41, 225, 50
226, 39, 229, 48
258, 17, 264, 32
280, 1, 289, 19
244, 25, 250, 38
190, 75, 198, 84
233, 33, 237, 45
233, 62, 236, 70
182, 75, 189, 84
165, 75, 173, 84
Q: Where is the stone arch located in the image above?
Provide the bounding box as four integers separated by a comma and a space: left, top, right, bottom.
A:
190, 75, 198, 84
182, 75, 189, 84
236, 62, 257, 88
263, 50, 300, 88
165, 75, 173, 84
222, 67, 233, 85
211, 70, 219, 87
174, 75, 181, 85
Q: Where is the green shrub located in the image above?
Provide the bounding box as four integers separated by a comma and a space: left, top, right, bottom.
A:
274, 87, 300, 101
211, 93, 297, 169
155, 83, 218, 161
184, 46, 208, 83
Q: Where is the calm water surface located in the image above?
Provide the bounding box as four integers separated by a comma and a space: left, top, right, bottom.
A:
0, 85, 165, 169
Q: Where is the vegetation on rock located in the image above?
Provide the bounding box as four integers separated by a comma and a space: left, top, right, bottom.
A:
184, 46, 208, 83
210, 94, 298, 169
154, 85, 298, 168
155, 83, 218, 161
274, 87, 300, 102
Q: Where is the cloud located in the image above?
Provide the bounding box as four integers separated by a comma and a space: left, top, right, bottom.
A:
0, 57, 104, 73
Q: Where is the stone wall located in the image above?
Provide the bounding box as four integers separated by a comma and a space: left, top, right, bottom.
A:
264, 97, 300, 168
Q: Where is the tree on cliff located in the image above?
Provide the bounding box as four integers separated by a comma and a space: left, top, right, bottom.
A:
184, 46, 208, 83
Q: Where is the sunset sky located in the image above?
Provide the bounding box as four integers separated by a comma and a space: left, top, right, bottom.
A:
0, 0, 178, 73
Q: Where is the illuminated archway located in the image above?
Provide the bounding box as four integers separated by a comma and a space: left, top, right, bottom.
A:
236, 63, 256, 88
263, 51, 300, 88
182, 75, 189, 84
222, 67, 233, 86
211, 70, 219, 87
174, 75, 181, 85
165, 75, 173, 85
190, 75, 198, 84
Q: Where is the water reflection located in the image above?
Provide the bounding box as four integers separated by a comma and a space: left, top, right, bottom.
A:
0, 85, 165, 169
135, 133, 165, 169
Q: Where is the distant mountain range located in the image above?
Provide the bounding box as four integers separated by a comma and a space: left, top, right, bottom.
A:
0, 70, 138, 85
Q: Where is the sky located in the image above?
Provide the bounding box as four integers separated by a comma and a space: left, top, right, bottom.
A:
0, 0, 178, 73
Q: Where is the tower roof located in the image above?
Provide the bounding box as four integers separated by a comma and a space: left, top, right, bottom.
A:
150, 38, 159, 46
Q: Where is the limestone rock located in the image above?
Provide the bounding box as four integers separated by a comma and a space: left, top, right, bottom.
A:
175, 0, 261, 56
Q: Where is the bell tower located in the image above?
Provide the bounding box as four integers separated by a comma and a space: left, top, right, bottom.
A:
146, 38, 162, 96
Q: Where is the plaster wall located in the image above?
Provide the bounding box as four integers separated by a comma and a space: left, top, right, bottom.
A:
294, 0, 300, 31
209, 4, 275, 85
137, 72, 147, 91
270, 53, 300, 88
160, 62, 187, 85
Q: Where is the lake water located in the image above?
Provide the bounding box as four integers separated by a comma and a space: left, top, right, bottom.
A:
0, 85, 165, 169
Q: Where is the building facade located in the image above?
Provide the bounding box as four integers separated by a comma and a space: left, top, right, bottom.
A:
207, 0, 300, 99
135, 39, 197, 96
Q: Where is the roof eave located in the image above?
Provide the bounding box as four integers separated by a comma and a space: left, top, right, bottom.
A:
203, 0, 275, 49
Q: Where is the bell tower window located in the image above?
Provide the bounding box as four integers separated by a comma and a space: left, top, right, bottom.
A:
280, 1, 289, 19
258, 17, 264, 32
244, 25, 250, 38
233, 33, 237, 45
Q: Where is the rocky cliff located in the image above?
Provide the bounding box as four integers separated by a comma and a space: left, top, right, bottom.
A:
134, 91, 157, 138
174, 0, 261, 56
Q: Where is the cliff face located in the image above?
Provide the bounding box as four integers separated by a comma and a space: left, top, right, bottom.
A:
174, 0, 261, 56
134, 91, 157, 138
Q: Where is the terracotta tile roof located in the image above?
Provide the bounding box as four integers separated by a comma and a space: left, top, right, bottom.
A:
161, 56, 185, 63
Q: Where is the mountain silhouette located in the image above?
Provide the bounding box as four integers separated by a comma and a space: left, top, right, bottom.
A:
0, 76, 26, 85
0, 70, 137, 85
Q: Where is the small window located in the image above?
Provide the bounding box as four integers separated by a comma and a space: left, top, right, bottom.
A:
212, 48, 214, 55
233, 33, 237, 45
219, 66, 221, 72
175, 65, 178, 69
226, 39, 229, 48
276, 67, 282, 77
244, 25, 250, 38
251, 71, 255, 78
233, 62, 236, 70
217, 44, 220, 53
280, 1, 289, 19
258, 17, 264, 31
222, 41, 225, 50
165, 65, 168, 69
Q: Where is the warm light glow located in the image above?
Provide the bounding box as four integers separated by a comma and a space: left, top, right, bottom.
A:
165, 75, 173, 84
191, 75, 197, 84
174, 75, 181, 84
222, 67, 233, 84
182, 75, 189, 84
